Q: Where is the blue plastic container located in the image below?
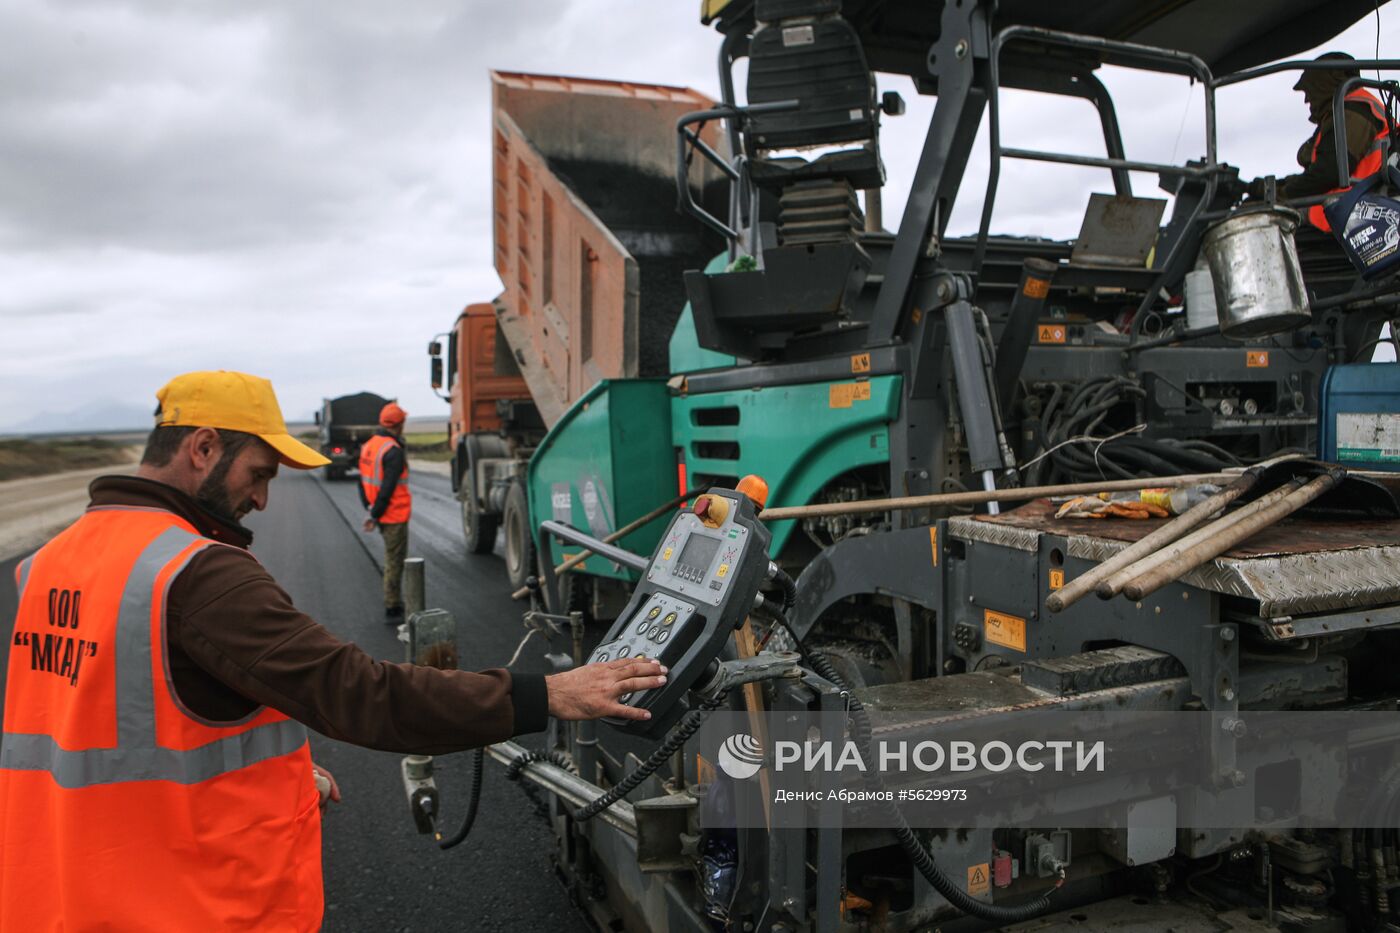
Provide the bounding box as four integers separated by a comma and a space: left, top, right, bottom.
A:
1318, 362, 1400, 471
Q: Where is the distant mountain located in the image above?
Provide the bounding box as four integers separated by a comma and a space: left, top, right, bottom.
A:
2, 401, 153, 437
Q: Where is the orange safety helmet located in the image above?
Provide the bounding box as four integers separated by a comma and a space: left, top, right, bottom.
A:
378, 402, 407, 428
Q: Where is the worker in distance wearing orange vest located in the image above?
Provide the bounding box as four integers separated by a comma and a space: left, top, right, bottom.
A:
1271, 52, 1394, 233
0, 370, 667, 933
358, 401, 412, 621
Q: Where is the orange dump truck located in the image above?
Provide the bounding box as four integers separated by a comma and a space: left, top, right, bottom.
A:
429, 71, 726, 589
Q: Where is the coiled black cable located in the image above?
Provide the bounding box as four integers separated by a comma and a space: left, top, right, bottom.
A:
505, 749, 577, 781
442, 675, 729, 849
763, 568, 1057, 923
438, 748, 485, 850
570, 695, 726, 822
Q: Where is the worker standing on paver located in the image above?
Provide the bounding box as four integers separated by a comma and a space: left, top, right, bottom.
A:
0, 370, 667, 932
359, 401, 412, 621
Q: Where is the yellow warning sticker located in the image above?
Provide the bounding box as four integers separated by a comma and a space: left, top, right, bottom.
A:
829, 382, 872, 408
851, 352, 871, 374
662, 547, 673, 561
1049, 569, 1065, 590
968, 863, 990, 896
1037, 324, 1067, 344
1247, 350, 1270, 368
716, 563, 729, 579
984, 609, 1027, 652
929, 527, 938, 567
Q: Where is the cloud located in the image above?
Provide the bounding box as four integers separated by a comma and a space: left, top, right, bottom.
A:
0, 1, 1396, 431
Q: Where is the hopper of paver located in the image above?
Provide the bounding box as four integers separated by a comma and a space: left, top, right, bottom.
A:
489, 71, 728, 426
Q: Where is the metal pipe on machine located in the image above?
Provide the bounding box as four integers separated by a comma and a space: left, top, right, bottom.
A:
1095, 479, 1306, 600
1113, 470, 1345, 601
994, 257, 1057, 408
759, 472, 1234, 522
485, 740, 637, 837
1046, 470, 1261, 613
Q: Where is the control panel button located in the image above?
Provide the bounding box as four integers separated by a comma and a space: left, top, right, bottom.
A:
636, 621, 650, 634
663, 612, 678, 626
620, 693, 634, 704
647, 625, 662, 640
647, 606, 662, 620
692, 494, 730, 528
656, 629, 670, 644
716, 563, 729, 579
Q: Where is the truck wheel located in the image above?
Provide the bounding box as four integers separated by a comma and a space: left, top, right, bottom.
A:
460, 494, 499, 555
503, 480, 535, 590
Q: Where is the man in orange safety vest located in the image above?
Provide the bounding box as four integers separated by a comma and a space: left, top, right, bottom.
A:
359, 401, 412, 621
0, 370, 667, 932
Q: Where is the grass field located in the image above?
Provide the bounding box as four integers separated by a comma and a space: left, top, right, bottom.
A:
0, 437, 139, 482
404, 431, 450, 462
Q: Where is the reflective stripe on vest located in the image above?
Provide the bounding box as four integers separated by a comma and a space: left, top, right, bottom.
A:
0, 524, 308, 787
359, 434, 412, 523
2, 508, 323, 931
14, 553, 33, 602
1308, 89, 1392, 232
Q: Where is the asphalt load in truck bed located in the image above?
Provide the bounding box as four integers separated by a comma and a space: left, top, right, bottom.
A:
549, 158, 727, 377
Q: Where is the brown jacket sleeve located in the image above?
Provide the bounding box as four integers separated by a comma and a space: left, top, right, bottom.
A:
166, 545, 548, 755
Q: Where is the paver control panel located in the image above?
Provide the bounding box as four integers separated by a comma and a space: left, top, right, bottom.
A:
589, 487, 772, 736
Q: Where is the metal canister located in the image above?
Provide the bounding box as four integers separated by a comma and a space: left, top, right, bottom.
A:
1201, 206, 1310, 338
1183, 267, 1218, 332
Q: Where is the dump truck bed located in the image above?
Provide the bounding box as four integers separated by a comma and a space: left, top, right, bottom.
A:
489, 71, 726, 428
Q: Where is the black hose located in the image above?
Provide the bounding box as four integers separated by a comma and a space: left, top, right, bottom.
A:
440, 748, 576, 850
438, 748, 486, 850
570, 695, 725, 822
505, 749, 578, 781
763, 570, 1057, 923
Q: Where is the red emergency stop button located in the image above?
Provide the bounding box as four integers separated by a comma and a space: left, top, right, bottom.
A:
692, 494, 728, 527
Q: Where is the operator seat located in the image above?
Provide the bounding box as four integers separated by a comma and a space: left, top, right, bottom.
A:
745, 0, 885, 245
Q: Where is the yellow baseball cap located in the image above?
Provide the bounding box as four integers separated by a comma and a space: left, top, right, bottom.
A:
154, 370, 330, 469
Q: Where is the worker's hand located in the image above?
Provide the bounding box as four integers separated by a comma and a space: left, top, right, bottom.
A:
545, 658, 667, 721
312, 763, 341, 810
361, 517, 377, 532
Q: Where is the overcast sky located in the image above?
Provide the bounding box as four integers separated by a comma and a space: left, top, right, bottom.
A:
2, 1, 1396, 433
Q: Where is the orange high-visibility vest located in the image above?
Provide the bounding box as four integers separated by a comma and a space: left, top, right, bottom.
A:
1308, 88, 1392, 232
0, 507, 322, 932
360, 434, 412, 523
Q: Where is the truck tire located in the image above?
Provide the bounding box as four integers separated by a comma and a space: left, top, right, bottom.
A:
460, 494, 499, 555
503, 480, 536, 591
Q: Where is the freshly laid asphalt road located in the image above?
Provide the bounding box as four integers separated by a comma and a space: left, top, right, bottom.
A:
1, 468, 592, 933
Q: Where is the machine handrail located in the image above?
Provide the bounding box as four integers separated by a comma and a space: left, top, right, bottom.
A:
674, 100, 799, 245
537, 520, 649, 573
1332, 77, 1400, 189
972, 25, 1219, 281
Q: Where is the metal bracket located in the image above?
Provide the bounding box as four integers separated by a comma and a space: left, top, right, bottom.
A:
694, 652, 802, 701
